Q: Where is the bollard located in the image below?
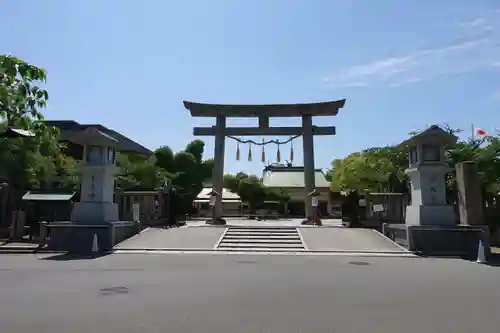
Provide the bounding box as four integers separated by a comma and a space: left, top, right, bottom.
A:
92, 233, 99, 254
476, 239, 487, 264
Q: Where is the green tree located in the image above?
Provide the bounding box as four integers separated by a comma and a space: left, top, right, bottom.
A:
116, 153, 171, 191
329, 150, 399, 194
0, 54, 48, 126
223, 172, 249, 193
328, 125, 500, 199
264, 187, 291, 204
154, 145, 175, 172
238, 175, 266, 212
184, 139, 204, 164
0, 54, 64, 189
223, 172, 283, 212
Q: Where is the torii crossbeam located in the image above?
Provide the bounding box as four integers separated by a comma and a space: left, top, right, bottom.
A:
184, 99, 346, 225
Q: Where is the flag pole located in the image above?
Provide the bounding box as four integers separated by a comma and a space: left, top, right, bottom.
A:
471, 123, 475, 140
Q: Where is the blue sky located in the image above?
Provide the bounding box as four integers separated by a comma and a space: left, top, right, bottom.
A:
2, 0, 499, 175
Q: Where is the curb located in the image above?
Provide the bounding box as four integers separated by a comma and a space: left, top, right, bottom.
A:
112, 247, 413, 254
111, 248, 418, 256
0, 249, 65, 255
114, 248, 226, 252
111, 249, 419, 257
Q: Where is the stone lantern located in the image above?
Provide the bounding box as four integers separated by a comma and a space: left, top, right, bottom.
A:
70, 128, 119, 224
399, 125, 456, 226
206, 188, 225, 225
302, 189, 322, 225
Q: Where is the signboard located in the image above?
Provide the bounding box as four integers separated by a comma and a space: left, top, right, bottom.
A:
372, 204, 384, 212
209, 195, 217, 207
358, 199, 366, 207
132, 203, 140, 221
311, 197, 319, 207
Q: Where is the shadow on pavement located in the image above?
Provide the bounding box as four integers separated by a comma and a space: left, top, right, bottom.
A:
41, 252, 110, 261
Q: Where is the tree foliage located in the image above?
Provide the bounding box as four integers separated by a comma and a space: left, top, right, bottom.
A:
223, 172, 290, 211
0, 54, 216, 219
0, 54, 48, 126
328, 126, 500, 198
116, 140, 214, 213
0, 54, 74, 189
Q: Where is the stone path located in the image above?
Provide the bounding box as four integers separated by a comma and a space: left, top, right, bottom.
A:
115, 227, 225, 251
116, 222, 408, 255
300, 228, 407, 253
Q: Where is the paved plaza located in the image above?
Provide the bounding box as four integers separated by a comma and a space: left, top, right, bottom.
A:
1, 253, 499, 332
116, 219, 408, 254
300, 228, 406, 253
116, 227, 226, 251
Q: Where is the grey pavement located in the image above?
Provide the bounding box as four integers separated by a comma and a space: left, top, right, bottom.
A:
116, 227, 225, 250
1, 253, 500, 332
116, 222, 405, 253
300, 228, 407, 253
186, 217, 344, 227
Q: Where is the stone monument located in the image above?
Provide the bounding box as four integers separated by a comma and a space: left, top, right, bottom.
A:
401, 125, 456, 226
456, 161, 484, 225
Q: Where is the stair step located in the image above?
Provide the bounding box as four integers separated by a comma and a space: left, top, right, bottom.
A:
220, 239, 302, 244
217, 227, 304, 251
228, 228, 297, 232
218, 247, 306, 252
225, 231, 299, 237
226, 229, 297, 235
223, 236, 301, 240
218, 242, 304, 249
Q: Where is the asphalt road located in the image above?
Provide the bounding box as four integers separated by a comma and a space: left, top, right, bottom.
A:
1, 253, 500, 332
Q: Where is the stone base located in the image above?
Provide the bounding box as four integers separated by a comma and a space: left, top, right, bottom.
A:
382, 223, 490, 259
206, 217, 226, 225
405, 204, 455, 226
46, 221, 140, 254
71, 201, 119, 224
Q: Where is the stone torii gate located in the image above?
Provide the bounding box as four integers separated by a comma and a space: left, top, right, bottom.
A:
184, 100, 346, 224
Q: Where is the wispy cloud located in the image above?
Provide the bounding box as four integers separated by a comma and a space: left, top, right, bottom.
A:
324, 11, 500, 88
489, 89, 500, 103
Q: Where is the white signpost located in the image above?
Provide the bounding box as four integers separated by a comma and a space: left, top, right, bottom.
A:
311, 197, 319, 207
132, 203, 140, 222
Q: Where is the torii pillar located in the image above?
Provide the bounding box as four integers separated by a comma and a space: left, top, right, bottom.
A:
184, 99, 346, 225
212, 115, 226, 220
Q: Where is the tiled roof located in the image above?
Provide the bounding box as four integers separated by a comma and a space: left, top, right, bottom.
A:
46, 120, 152, 156
196, 187, 241, 200
262, 166, 330, 188
22, 191, 76, 201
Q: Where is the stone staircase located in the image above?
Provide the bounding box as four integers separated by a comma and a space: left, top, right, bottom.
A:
217, 227, 305, 252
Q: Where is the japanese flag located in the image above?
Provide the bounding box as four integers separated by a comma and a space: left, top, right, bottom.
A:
476, 128, 487, 136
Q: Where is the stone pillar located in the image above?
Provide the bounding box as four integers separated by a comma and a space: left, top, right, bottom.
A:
302, 115, 315, 219
456, 162, 484, 225
212, 115, 226, 219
